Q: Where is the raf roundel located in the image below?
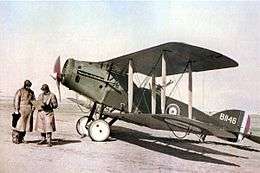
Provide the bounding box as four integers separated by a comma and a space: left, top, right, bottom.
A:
166, 104, 180, 115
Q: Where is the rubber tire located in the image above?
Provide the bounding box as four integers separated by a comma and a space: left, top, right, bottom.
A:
88, 120, 110, 142
76, 116, 92, 136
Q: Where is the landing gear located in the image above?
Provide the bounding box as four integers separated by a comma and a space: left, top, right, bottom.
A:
76, 102, 112, 142
88, 119, 110, 142
199, 134, 207, 142
76, 102, 97, 137
76, 116, 91, 137
199, 131, 207, 142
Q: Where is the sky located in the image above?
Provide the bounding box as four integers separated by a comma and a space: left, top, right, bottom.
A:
0, 1, 259, 113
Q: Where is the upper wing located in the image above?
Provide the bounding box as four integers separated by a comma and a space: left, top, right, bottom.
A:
99, 42, 238, 76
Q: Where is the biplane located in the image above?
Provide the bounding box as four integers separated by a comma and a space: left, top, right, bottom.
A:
52, 42, 260, 144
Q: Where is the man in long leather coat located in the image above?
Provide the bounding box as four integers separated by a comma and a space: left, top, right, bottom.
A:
35, 84, 58, 147
13, 80, 35, 143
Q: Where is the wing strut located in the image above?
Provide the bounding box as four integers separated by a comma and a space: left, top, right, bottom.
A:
151, 72, 156, 114
161, 52, 166, 114
128, 59, 133, 113
188, 61, 192, 119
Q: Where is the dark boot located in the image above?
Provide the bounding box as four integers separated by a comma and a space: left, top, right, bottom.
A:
37, 133, 47, 145
19, 132, 27, 144
47, 132, 52, 147
12, 130, 20, 144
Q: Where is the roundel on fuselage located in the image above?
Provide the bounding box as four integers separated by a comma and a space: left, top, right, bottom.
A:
166, 104, 180, 115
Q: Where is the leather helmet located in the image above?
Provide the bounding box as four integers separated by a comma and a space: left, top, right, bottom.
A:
24, 80, 32, 87
41, 84, 49, 91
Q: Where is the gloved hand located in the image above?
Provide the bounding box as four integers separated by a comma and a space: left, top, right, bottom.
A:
41, 103, 51, 110
14, 109, 19, 114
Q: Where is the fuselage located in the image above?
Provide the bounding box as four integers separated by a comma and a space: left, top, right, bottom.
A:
61, 58, 250, 142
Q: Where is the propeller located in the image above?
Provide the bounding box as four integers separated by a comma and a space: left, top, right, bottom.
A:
53, 56, 62, 102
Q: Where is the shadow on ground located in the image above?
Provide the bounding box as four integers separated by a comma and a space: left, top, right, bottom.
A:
26, 138, 82, 146
204, 141, 260, 152
111, 126, 244, 167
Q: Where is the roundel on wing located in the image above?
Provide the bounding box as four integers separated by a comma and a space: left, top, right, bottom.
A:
166, 104, 180, 115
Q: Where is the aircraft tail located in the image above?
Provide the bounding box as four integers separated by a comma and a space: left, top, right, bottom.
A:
211, 110, 251, 142
244, 114, 260, 144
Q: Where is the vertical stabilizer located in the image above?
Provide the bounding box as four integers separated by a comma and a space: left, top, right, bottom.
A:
212, 110, 250, 142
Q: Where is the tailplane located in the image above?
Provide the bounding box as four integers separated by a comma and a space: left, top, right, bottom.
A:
245, 114, 260, 144
246, 135, 260, 144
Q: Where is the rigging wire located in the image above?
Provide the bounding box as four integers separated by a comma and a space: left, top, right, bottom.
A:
134, 55, 162, 112
202, 73, 205, 111
134, 73, 151, 112
167, 62, 189, 101
162, 62, 191, 139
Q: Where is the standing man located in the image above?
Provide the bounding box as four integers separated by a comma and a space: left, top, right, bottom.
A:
35, 84, 58, 147
13, 80, 35, 144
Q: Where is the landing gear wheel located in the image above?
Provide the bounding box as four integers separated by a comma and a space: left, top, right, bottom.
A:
76, 116, 92, 137
88, 120, 110, 142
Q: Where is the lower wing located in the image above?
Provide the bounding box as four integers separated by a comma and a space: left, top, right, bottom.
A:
103, 112, 237, 139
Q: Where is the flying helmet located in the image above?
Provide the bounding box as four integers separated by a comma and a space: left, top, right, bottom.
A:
24, 80, 32, 87
41, 84, 50, 91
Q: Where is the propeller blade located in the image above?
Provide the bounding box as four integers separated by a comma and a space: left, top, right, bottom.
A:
54, 56, 61, 74
53, 56, 62, 102
57, 80, 61, 102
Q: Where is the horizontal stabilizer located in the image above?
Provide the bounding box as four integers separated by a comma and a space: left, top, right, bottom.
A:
246, 135, 260, 144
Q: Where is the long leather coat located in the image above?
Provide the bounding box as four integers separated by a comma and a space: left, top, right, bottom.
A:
14, 88, 35, 132
35, 92, 58, 133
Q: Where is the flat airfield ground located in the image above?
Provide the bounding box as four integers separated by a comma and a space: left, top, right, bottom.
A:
1, 99, 260, 173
